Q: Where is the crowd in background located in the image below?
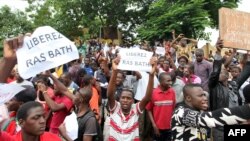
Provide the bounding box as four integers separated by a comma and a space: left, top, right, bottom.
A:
1, 31, 250, 141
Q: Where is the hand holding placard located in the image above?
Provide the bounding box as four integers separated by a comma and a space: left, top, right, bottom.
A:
4, 35, 24, 61
112, 56, 121, 71
149, 56, 157, 75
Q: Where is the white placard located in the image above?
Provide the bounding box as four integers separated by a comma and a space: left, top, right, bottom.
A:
155, 47, 165, 56
16, 26, 79, 79
0, 84, 25, 105
117, 48, 153, 72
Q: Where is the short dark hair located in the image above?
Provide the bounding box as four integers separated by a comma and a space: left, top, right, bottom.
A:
15, 85, 37, 103
61, 72, 72, 80
232, 66, 241, 72
78, 87, 92, 104
195, 49, 204, 55
121, 86, 135, 98
17, 101, 43, 120
36, 75, 51, 86
82, 75, 93, 86
117, 71, 126, 79
159, 56, 165, 60
185, 63, 195, 73
159, 72, 171, 82
85, 55, 91, 59
183, 83, 202, 98
77, 68, 87, 77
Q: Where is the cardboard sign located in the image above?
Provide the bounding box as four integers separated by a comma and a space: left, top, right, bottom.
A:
155, 47, 165, 56
219, 8, 250, 50
16, 26, 79, 79
0, 84, 25, 105
118, 48, 153, 72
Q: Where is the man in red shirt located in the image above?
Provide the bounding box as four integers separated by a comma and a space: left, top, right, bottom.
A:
146, 72, 176, 141
36, 76, 55, 131
0, 101, 61, 141
37, 78, 73, 135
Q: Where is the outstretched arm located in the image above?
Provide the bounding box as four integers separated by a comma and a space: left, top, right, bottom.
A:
170, 34, 183, 49
224, 49, 236, 68
208, 39, 223, 89
188, 38, 198, 45
48, 72, 75, 102
139, 57, 157, 111
166, 53, 177, 71
107, 57, 120, 110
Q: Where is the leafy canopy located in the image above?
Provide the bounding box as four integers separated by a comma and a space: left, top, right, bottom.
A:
137, 0, 240, 41
0, 6, 33, 56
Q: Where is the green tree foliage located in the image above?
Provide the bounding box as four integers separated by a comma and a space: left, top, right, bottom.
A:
25, 0, 82, 39
204, 0, 240, 28
138, 0, 240, 41
0, 6, 33, 57
26, 0, 153, 40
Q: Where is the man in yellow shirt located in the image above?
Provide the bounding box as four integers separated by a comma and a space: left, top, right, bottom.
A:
171, 34, 198, 61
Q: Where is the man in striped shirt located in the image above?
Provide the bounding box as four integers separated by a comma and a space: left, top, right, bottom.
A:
106, 57, 157, 141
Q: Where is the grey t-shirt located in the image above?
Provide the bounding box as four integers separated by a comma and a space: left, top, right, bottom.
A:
76, 110, 97, 141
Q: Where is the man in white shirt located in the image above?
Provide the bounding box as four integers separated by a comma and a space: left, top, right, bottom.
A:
135, 71, 159, 101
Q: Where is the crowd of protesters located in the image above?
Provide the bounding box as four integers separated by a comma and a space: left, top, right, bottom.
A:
1, 31, 250, 141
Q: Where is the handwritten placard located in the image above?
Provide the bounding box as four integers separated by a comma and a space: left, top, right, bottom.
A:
219, 8, 250, 50
118, 48, 153, 72
16, 26, 79, 79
